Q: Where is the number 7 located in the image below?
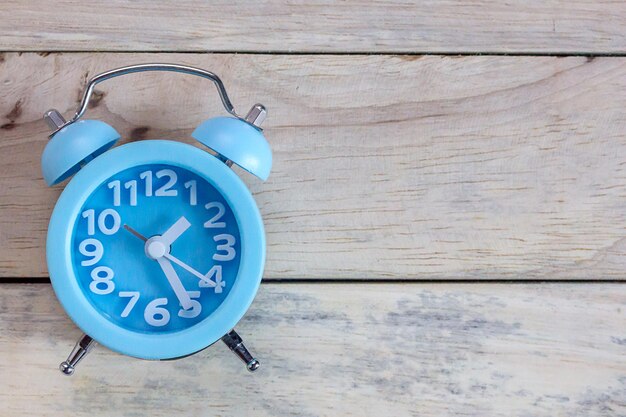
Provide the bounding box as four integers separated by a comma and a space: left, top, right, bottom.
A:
119, 291, 140, 318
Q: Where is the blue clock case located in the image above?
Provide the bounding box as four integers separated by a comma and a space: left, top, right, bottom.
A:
47, 140, 266, 360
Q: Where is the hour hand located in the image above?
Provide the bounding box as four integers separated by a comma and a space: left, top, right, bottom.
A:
123, 223, 193, 310
161, 217, 191, 246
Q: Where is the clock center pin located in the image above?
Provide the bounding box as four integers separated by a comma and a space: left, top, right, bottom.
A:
145, 236, 169, 260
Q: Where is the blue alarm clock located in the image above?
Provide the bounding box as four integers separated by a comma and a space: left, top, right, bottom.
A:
41, 64, 271, 375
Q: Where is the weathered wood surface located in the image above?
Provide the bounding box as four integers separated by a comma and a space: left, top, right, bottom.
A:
0, 283, 623, 416
1, 53, 625, 280
1, 1, 625, 53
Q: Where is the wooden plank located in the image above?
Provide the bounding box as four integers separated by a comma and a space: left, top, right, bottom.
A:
1, 53, 626, 280
0, 283, 624, 416
0, 1, 624, 53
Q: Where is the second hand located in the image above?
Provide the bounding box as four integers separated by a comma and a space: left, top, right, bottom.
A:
123, 224, 147, 242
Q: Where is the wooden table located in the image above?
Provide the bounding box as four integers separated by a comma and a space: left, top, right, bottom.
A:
0, 2, 624, 415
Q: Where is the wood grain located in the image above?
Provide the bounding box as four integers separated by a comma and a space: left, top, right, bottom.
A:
1, 53, 626, 280
0, 1, 625, 53
0, 283, 624, 416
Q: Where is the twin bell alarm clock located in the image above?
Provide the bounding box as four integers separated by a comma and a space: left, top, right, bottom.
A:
41, 64, 271, 375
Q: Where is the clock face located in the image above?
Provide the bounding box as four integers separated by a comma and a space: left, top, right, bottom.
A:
71, 163, 241, 334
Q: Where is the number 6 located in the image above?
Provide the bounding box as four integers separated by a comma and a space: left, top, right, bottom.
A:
144, 298, 170, 327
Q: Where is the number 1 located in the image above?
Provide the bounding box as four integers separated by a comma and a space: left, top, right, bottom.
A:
140, 170, 153, 197
107, 180, 121, 206
124, 180, 138, 206
184, 180, 197, 206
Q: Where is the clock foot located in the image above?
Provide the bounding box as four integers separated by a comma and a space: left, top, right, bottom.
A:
59, 334, 97, 376
221, 330, 260, 372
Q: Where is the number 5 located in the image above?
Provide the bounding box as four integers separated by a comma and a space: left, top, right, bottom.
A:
178, 291, 202, 319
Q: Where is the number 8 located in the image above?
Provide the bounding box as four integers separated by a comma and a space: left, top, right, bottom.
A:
89, 266, 115, 295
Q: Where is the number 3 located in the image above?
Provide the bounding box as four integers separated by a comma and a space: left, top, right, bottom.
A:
213, 234, 236, 261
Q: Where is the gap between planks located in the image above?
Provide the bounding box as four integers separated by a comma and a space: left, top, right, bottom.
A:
5, 50, 626, 57
1, 278, 625, 284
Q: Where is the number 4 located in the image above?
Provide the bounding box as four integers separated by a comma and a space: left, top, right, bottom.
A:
199, 265, 225, 293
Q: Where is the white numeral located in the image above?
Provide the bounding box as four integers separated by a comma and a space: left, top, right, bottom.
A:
79, 238, 103, 266
184, 180, 197, 206
178, 291, 202, 318
82, 209, 96, 236
213, 234, 236, 261
109, 179, 138, 206
124, 180, 138, 206
139, 170, 153, 197
155, 169, 178, 197
203, 202, 226, 228
119, 291, 140, 318
89, 266, 115, 295
144, 298, 170, 327
107, 180, 121, 206
98, 208, 121, 235
199, 265, 225, 293
82, 209, 121, 235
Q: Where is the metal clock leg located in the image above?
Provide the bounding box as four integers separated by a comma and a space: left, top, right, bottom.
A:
59, 334, 97, 376
221, 330, 260, 372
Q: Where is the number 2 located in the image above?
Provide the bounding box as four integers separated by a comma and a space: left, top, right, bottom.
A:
204, 202, 226, 228
155, 169, 177, 196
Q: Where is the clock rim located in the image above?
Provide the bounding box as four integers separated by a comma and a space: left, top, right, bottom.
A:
47, 140, 265, 360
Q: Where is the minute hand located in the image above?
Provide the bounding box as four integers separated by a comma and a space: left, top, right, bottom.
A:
156, 257, 193, 310
163, 253, 217, 288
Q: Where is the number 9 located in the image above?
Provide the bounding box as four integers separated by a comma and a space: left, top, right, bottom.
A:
79, 238, 103, 266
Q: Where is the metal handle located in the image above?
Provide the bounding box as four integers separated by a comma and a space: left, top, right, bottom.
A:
222, 329, 260, 372
49, 63, 242, 134
59, 333, 96, 376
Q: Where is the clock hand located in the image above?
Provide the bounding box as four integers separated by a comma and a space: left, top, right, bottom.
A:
163, 252, 221, 290
123, 224, 147, 242
124, 223, 221, 291
160, 216, 191, 246
123, 224, 193, 310
156, 257, 193, 310
124, 224, 220, 289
